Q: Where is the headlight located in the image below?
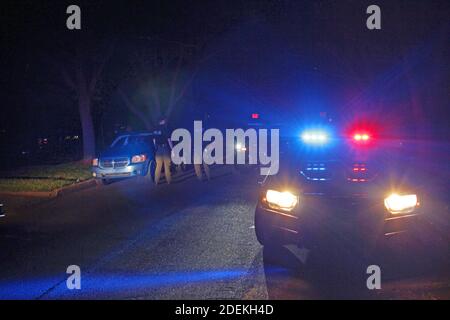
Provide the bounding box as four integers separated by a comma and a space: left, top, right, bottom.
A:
92, 158, 99, 166
131, 154, 147, 163
384, 193, 418, 214
264, 189, 298, 211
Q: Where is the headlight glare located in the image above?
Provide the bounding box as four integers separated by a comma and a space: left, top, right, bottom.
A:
265, 189, 298, 211
131, 154, 147, 163
384, 193, 418, 214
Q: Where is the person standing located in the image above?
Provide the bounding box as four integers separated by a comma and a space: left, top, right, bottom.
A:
194, 155, 211, 181
193, 113, 211, 181
153, 117, 173, 185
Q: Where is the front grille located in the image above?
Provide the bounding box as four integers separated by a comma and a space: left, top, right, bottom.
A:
100, 157, 129, 169
103, 172, 131, 177
304, 195, 369, 215
100, 159, 113, 168
300, 161, 378, 183
346, 163, 377, 182
300, 162, 333, 181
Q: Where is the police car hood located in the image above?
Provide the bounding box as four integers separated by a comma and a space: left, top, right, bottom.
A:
265, 155, 426, 201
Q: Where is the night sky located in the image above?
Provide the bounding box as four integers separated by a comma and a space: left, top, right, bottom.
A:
1, 0, 449, 157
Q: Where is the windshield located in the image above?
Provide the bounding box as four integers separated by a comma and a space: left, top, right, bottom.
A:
112, 135, 153, 148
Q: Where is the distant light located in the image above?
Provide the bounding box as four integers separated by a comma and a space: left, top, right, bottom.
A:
235, 143, 246, 152
251, 113, 259, 119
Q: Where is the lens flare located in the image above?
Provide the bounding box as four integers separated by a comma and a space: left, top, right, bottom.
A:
265, 190, 298, 211
384, 193, 418, 214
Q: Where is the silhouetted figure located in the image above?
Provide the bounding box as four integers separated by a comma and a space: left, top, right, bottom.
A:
153, 118, 173, 185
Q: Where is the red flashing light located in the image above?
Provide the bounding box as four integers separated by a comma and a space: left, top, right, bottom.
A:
251, 113, 259, 119
348, 178, 367, 183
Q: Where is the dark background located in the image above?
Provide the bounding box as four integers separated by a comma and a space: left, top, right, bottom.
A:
0, 0, 448, 166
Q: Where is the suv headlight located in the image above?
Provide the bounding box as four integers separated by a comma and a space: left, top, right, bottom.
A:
384, 193, 418, 214
131, 154, 147, 163
264, 189, 298, 211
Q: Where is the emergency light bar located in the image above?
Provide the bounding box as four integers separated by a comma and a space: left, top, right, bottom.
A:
301, 131, 329, 144
353, 133, 370, 142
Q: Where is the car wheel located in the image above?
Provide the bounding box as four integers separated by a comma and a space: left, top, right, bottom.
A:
255, 212, 279, 246
100, 178, 111, 185
255, 214, 268, 246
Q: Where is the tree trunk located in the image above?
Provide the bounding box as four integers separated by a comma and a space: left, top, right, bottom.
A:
79, 94, 96, 161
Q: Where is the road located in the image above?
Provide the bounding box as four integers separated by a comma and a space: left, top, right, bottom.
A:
0, 166, 448, 299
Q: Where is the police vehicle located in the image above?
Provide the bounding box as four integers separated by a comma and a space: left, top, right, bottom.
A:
254, 114, 442, 252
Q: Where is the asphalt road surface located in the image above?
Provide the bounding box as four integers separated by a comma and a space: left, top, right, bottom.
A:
0, 165, 448, 300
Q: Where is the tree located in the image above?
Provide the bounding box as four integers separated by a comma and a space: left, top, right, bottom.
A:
118, 39, 200, 130
57, 42, 113, 161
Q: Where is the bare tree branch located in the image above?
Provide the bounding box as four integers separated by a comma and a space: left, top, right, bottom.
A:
148, 80, 161, 118
136, 35, 197, 48
168, 45, 184, 107
167, 67, 199, 117
60, 63, 77, 91
176, 71, 197, 103
118, 88, 153, 130
89, 43, 114, 95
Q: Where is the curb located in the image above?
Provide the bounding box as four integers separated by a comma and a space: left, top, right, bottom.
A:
55, 179, 98, 197
0, 179, 98, 199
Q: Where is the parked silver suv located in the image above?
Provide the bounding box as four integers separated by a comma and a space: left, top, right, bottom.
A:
92, 132, 158, 184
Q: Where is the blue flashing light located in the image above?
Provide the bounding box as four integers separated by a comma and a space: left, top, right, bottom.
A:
301, 130, 329, 144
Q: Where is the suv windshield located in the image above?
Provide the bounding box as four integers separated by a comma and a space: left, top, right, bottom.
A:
112, 135, 153, 147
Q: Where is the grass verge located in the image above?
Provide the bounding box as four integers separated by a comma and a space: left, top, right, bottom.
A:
0, 161, 91, 192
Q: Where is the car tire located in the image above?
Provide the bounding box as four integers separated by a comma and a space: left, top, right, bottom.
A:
100, 178, 111, 185
255, 211, 279, 246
